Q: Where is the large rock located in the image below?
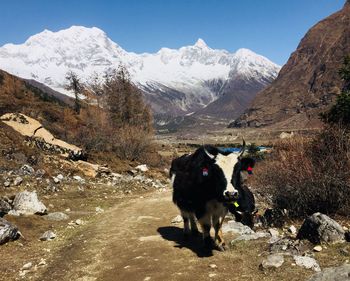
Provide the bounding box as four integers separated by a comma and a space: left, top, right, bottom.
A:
0, 218, 21, 244
222, 220, 254, 235
261, 254, 284, 269
43, 212, 69, 221
12, 191, 47, 215
297, 213, 345, 244
294, 256, 321, 272
19, 164, 34, 175
307, 264, 350, 281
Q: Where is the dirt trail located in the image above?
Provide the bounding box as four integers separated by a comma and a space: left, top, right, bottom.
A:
35, 191, 309, 281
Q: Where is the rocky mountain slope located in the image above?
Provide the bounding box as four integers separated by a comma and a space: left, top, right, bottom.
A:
0, 26, 280, 119
231, 0, 350, 129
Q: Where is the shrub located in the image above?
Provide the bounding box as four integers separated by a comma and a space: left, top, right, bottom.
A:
255, 125, 350, 217
112, 125, 153, 161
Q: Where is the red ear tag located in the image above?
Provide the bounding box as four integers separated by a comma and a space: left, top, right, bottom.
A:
202, 167, 209, 176
247, 166, 253, 175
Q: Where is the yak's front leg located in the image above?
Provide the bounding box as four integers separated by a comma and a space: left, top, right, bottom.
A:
181, 211, 191, 239
189, 213, 200, 236
213, 214, 226, 251
198, 213, 213, 249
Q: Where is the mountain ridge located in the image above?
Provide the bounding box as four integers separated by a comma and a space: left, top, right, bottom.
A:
231, 1, 350, 129
0, 25, 280, 120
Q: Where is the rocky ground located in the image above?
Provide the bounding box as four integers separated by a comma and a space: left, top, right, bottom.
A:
1, 162, 350, 281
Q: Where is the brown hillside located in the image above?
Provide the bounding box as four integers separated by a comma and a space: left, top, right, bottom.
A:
231, 1, 350, 129
0, 69, 83, 146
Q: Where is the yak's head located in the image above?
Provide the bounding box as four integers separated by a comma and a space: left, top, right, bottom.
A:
202, 141, 246, 202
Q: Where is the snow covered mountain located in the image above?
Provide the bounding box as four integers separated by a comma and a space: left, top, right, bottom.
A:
0, 26, 280, 119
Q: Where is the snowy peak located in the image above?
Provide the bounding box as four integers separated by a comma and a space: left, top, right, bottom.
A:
0, 26, 281, 115
194, 38, 209, 49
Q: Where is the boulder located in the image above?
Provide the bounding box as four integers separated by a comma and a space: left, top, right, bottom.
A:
43, 212, 69, 221
297, 213, 345, 244
293, 256, 321, 272
12, 191, 47, 215
40, 230, 56, 241
19, 165, 34, 175
0, 218, 21, 244
307, 264, 350, 281
222, 220, 254, 235
261, 254, 284, 269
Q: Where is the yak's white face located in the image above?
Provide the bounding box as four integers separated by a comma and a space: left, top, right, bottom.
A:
214, 153, 240, 198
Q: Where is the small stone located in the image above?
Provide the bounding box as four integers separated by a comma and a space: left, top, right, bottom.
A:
53, 177, 60, 184
38, 259, 46, 266
269, 228, 280, 237
95, 207, 104, 213
56, 174, 64, 181
144, 277, 151, 281
261, 254, 284, 269
136, 164, 149, 172
40, 230, 56, 241
209, 273, 217, 278
20, 165, 34, 175
13, 176, 23, 186
73, 175, 85, 183
22, 262, 33, 270
65, 208, 71, 212
4, 181, 10, 187
288, 225, 297, 235
209, 264, 217, 269
313, 246, 322, 252
44, 212, 69, 221
75, 219, 83, 225
171, 215, 183, 224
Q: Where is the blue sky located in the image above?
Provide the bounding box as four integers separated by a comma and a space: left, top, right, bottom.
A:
0, 0, 345, 65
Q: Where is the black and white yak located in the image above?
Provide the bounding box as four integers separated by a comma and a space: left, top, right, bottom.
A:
170, 142, 256, 251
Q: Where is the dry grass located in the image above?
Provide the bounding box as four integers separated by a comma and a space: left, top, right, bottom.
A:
255, 125, 350, 217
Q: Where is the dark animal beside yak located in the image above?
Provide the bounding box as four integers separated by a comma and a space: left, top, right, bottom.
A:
170, 141, 256, 251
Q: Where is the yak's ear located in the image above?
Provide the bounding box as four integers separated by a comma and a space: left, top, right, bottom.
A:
204, 149, 215, 159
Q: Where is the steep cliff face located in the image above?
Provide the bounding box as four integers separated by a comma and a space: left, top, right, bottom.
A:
231, 1, 350, 129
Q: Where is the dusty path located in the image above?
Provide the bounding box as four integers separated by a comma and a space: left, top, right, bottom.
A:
35, 190, 308, 281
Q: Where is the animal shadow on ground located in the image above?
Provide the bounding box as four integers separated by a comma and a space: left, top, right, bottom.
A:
157, 226, 213, 257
